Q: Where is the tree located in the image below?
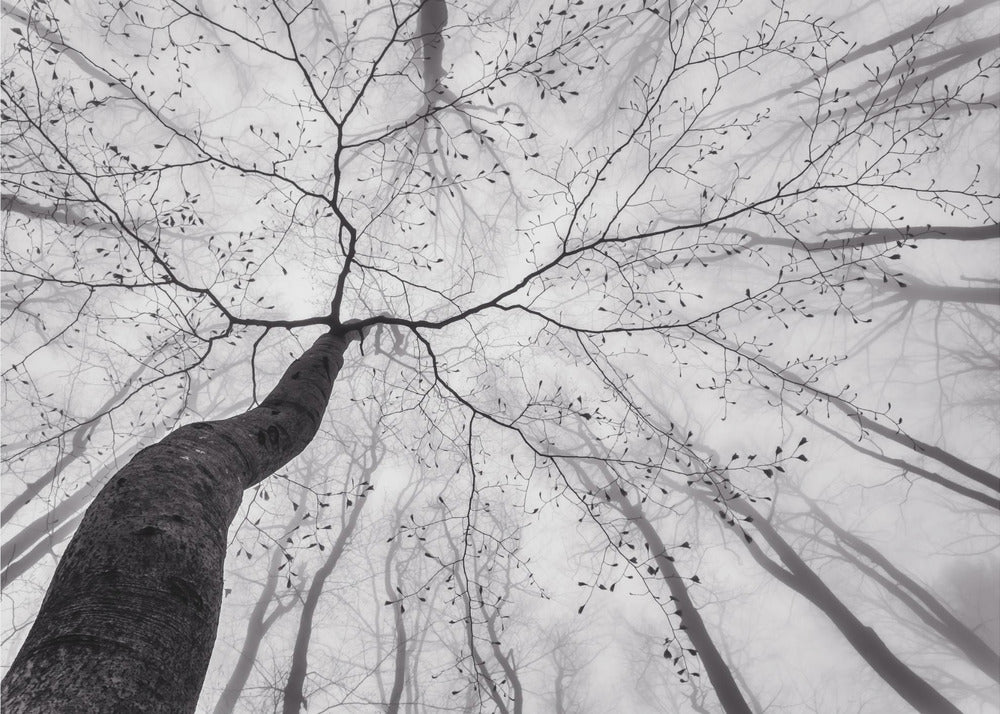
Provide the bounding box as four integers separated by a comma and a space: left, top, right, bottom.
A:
3, 330, 357, 712
2, 0, 997, 712
281, 444, 376, 714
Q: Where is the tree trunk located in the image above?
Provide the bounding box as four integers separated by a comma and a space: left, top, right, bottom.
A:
2, 331, 351, 714
616, 497, 753, 714
553, 661, 568, 714
212, 498, 308, 714
384, 538, 407, 714
720, 493, 963, 714
829, 400, 999, 495
484, 610, 522, 714
211, 557, 294, 714
807, 417, 999, 509
456, 566, 509, 714
731, 346, 999, 495
418, 0, 448, 95
2, 515, 81, 589
281, 483, 368, 714
805, 500, 1000, 682
567, 461, 753, 714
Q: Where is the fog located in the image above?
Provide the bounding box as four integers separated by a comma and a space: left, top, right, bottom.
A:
2, 0, 998, 712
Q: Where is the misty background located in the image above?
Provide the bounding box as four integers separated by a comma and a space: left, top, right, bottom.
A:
2, 0, 998, 712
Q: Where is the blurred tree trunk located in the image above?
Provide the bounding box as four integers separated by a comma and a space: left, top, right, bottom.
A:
738, 347, 999, 499
2, 331, 352, 714
417, 0, 448, 96
1, 357, 151, 525
807, 418, 999, 510
828, 398, 999, 495
458, 574, 510, 714
2, 514, 82, 589
282, 472, 370, 714
384, 535, 408, 714
802, 498, 1000, 682
211, 493, 310, 714
717, 490, 963, 714
613, 497, 752, 714
484, 607, 522, 714
569, 461, 753, 714
211, 553, 295, 714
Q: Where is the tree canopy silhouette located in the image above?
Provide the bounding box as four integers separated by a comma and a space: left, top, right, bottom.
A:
2, 0, 998, 712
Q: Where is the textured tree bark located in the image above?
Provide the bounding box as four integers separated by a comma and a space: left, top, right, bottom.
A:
2, 331, 351, 714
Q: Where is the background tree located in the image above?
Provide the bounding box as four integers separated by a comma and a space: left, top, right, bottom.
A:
2, 0, 997, 712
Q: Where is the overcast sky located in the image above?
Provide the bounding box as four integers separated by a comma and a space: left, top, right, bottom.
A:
2, 0, 998, 712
